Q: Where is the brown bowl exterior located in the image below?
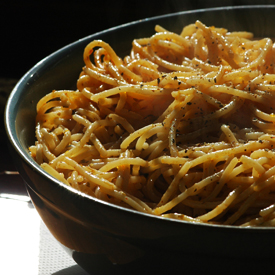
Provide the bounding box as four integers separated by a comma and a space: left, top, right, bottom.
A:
5, 6, 275, 274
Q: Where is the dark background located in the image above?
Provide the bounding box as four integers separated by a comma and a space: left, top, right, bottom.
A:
1, 0, 275, 79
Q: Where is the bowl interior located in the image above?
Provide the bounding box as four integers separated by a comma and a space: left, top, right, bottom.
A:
6, 4, 275, 219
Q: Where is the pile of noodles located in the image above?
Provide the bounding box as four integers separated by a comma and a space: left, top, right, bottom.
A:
30, 21, 275, 227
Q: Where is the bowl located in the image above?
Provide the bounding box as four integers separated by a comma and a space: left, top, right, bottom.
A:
5, 5, 275, 274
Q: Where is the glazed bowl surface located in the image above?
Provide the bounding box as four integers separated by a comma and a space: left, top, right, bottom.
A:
5, 5, 275, 274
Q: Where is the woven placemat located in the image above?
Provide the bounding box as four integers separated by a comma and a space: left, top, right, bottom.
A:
39, 222, 89, 275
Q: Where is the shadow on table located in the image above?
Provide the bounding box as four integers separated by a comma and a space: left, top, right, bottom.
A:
52, 255, 273, 275
52, 265, 89, 275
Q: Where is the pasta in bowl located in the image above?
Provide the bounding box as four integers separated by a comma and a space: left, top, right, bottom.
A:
30, 20, 275, 227
5, 6, 275, 274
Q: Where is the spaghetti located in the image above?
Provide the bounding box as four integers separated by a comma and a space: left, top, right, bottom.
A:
30, 20, 275, 227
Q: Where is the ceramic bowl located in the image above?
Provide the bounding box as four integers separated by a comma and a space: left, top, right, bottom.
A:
5, 6, 275, 274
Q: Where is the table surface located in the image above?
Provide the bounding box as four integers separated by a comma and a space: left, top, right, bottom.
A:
0, 174, 90, 275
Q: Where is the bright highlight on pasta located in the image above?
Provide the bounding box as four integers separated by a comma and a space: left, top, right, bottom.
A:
30, 20, 275, 227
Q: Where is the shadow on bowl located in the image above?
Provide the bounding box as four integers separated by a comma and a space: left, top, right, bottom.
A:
5, 5, 275, 274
